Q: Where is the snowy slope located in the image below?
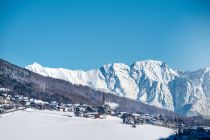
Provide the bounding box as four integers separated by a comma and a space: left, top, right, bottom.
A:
0, 109, 174, 140
25, 60, 210, 118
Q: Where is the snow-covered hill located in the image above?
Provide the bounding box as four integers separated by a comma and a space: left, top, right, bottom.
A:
0, 109, 174, 140
26, 60, 210, 118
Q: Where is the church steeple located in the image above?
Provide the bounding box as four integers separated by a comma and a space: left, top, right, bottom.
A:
102, 93, 106, 105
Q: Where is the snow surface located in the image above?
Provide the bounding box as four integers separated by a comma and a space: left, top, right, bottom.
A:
0, 109, 174, 140
25, 60, 210, 118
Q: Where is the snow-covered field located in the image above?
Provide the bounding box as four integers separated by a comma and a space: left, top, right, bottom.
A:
0, 109, 175, 140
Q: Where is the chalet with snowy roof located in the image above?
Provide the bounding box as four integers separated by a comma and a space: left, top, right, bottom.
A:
83, 112, 99, 118
0, 104, 11, 111
48, 101, 59, 110
74, 107, 84, 117
132, 113, 145, 124
74, 104, 97, 117
66, 104, 76, 112
77, 104, 95, 113
20, 99, 30, 107
13, 95, 24, 103
30, 99, 49, 109
97, 104, 112, 115
0, 93, 11, 104
122, 113, 136, 124
57, 103, 69, 112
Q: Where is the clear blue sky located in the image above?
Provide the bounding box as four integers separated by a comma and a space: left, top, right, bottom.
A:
1, 0, 210, 71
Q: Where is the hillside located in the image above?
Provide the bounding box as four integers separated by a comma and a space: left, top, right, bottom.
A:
26, 60, 210, 118
0, 59, 176, 116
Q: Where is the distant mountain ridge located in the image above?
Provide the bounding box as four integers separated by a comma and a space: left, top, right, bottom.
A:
0, 58, 178, 117
26, 60, 210, 118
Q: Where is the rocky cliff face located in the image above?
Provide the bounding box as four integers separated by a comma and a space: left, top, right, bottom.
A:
1, 59, 176, 116
26, 60, 210, 118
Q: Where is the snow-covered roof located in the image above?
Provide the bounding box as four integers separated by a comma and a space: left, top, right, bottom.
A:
32, 99, 49, 105
105, 102, 119, 110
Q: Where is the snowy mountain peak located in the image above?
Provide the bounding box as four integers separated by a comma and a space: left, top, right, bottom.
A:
102, 62, 130, 73
25, 62, 45, 74
133, 60, 163, 66
30, 62, 43, 67
201, 67, 210, 73
131, 60, 178, 83
132, 60, 175, 71
25, 60, 210, 118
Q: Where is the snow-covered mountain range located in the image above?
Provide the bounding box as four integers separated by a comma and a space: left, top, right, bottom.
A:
26, 60, 210, 118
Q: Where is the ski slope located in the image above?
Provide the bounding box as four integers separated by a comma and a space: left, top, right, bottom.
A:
0, 109, 175, 140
